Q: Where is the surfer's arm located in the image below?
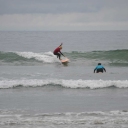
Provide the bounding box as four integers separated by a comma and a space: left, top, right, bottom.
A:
59, 43, 63, 47
101, 66, 106, 72
103, 68, 106, 72
60, 51, 65, 57
94, 66, 97, 73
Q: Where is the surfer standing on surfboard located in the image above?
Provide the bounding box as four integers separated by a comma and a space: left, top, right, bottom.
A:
94, 63, 106, 73
53, 43, 65, 60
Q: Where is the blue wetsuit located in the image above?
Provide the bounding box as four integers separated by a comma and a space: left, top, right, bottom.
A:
94, 65, 106, 73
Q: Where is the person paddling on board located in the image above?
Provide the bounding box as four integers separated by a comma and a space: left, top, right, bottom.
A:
94, 63, 106, 73
53, 43, 65, 60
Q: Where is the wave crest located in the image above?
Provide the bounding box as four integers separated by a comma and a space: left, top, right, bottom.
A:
0, 79, 128, 89
0, 51, 59, 65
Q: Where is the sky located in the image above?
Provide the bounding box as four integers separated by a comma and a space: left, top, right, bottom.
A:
0, 0, 128, 31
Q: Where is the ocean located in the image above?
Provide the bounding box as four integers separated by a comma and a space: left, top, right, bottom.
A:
0, 31, 128, 128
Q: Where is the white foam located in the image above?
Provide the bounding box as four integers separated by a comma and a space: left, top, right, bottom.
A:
0, 110, 128, 127
16, 51, 60, 63
0, 79, 128, 89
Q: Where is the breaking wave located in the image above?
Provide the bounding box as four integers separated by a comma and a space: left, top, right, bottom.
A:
0, 79, 128, 89
0, 51, 59, 65
0, 49, 128, 66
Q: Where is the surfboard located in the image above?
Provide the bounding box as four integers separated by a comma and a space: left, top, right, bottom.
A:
60, 58, 69, 64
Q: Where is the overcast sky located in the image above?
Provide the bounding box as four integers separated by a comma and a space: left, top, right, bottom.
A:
0, 0, 128, 31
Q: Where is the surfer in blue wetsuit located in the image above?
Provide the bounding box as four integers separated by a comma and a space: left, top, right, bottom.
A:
94, 63, 106, 73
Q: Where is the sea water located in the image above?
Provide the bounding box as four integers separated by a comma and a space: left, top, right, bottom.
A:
0, 31, 128, 128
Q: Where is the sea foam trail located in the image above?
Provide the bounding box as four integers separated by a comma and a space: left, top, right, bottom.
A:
0, 79, 128, 89
0, 51, 59, 64
16, 51, 59, 63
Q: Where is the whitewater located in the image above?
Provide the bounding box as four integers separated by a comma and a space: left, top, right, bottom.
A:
0, 79, 128, 89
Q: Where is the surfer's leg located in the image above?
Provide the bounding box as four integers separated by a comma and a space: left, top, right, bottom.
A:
58, 53, 61, 60
56, 53, 60, 59
54, 53, 61, 59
